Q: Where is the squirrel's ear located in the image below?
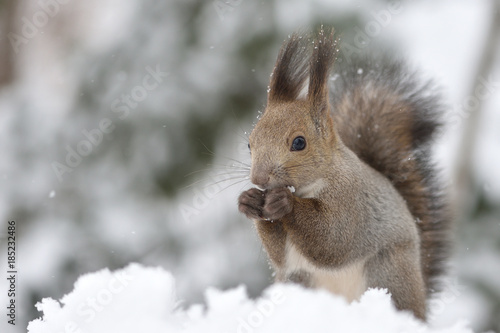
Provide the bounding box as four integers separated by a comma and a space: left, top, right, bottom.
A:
307, 26, 338, 125
267, 33, 310, 104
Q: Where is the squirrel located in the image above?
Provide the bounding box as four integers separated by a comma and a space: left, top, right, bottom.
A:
237, 26, 450, 320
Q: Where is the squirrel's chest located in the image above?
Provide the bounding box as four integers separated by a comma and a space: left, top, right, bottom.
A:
284, 239, 367, 302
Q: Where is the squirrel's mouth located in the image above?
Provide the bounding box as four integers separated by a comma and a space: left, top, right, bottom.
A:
255, 184, 296, 194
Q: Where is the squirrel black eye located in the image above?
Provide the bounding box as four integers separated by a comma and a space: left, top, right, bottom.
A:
247, 143, 251, 150
291, 136, 306, 151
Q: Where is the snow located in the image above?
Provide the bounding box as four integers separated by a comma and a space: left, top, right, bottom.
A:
28, 264, 474, 333
1, 0, 498, 331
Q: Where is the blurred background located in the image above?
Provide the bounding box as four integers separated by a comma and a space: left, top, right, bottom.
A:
0, 0, 499, 331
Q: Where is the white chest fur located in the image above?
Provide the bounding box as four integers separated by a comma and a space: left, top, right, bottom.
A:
295, 178, 327, 198
286, 178, 367, 301
284, 235, 367, 302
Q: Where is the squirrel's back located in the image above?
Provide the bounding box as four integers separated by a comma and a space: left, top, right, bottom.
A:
330, 55, 450, 296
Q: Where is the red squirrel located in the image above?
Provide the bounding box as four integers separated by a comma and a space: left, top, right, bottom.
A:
238, 27, 449, 320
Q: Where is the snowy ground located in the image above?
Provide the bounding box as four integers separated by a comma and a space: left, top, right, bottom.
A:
27, 264, 473, 333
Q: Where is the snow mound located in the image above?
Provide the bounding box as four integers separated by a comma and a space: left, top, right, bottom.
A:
28, 264, 473, 333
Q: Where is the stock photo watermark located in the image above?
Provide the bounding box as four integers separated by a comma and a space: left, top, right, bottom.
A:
237, 289, 285, 333
428, 278, 467, 322
340, 1, 403, 61
402, 277, 467, 333
5, 220, 17, 326
449, 74, 500, 126
77, 271, 135, 322
51, 64, 168, 182
8, 0, 72, 54
179, 143, 250, 223
53, 270, 135, 333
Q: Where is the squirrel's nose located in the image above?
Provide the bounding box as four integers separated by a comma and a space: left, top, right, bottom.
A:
250, 167, 270, 188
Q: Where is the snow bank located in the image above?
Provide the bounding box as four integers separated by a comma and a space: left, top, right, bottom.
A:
27, 264, 473, 333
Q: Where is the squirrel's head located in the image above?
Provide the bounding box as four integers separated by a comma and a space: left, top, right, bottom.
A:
248, 28, 339, 195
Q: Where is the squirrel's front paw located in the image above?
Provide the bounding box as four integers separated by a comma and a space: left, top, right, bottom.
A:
238, 188, 265, 220
263, 187, 294, 220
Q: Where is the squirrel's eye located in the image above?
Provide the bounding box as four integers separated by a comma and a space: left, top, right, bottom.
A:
291, 136, 306, 151
247, 143, 251, 150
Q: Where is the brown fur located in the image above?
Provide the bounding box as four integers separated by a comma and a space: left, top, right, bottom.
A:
238, 26, 449, 321
330, 55, 450, 297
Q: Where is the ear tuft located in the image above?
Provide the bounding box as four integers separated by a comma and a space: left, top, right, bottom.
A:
308, 26, 338, 124
266, 26, 338, 121
267, 33, 311, 103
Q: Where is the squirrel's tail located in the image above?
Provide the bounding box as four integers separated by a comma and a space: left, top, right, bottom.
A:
330, 55, 450, 296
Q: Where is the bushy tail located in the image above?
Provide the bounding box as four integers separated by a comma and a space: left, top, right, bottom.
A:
330, 55, 450, 296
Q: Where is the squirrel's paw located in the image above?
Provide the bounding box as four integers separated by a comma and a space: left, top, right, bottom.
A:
263, 187, 293, 220
238, 188, 265, 220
